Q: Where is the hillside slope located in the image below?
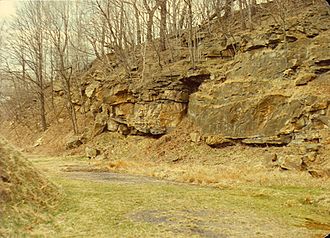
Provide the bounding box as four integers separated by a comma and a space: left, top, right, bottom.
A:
0, 137, 59, 236
71, 1, 330, 176
1, 1, 329, 177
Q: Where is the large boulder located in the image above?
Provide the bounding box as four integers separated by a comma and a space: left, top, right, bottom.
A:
85, 146, 100, 159
65, 135, 83, 149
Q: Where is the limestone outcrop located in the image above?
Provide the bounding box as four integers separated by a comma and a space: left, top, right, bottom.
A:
80, 68, 210, 136
189, 78, 330, 146
70, 1, 329, 174
188, 3, 330, 148
78, 2, 330, 144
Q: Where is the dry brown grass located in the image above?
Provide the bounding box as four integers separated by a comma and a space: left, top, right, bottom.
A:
93, 157, 330, 190
86, 118, 330, 190
0, 137, 60, 236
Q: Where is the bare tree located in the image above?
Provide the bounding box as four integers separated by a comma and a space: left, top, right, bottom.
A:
9, 1, 48, 131
238, 0, 246, 29
143, 0, 161, 41
170, 0, 179, 35
159, 0, 167, 51
45, 2, 79, 134
184, 0, 196, 69
0, 21, 4, 54
224, 0, 233, 18
178, 2, 187, 30
95, 0, 132, 74
132, 0, 142, 45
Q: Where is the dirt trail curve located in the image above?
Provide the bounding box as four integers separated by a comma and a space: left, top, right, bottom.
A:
30, 156, 329, 238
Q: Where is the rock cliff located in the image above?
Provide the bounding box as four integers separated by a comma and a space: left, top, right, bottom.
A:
68, 1, 329, 175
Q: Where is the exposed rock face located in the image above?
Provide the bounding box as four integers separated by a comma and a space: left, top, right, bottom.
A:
188, 3, 330, 148
79, 2, 330, 145
73, 1, 329, 174
189, 78, 330, 146
84, 69, 209, 136
85, 81, 100, 98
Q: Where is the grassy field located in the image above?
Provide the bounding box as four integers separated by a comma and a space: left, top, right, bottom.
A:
4, 155, 324, 238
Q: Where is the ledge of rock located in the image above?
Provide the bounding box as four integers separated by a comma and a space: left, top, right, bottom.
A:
188, 76, 329, 147
83, 68, 210, 136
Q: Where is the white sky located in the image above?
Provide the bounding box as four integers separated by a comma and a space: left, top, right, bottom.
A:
0, 0, 17, 19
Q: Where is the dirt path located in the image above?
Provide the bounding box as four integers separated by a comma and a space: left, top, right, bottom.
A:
29, 156, 329, 238
67, 171, 170, 184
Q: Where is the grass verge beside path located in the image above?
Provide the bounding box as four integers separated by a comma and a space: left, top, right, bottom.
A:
21, 156, 330, 237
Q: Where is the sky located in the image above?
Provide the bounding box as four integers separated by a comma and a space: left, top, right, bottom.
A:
0, 0, 17, 20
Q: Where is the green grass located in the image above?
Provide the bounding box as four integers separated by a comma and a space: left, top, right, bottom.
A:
3, 156, 329, 237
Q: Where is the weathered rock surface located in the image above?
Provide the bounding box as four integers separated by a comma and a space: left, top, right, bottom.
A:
65, 135, 83, 149
278, 155, 303, 171
85, 146, 100, 159
85, 81, 100, 98
74, 1, 329, 174
188, 3, 330, 149
83, 68, 209, 136
189, 78, 330, 146
295, 73, 317, 86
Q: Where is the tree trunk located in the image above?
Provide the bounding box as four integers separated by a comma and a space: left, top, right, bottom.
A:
186, 0, 195, 69
37, 1, 47, 131
224, 0, 233, 18
134, 2, 141, 45
251, 0, 257, 15
146, 12, 154, 41
179, 4, 187, 30
143, 0, 160, 42
118, 2, 124, 49
246, 0, 253, 30
159, 0, 167, 51
239, 0, 246, 29
39, 88, 47, 131
171, 0, 177, 35
66, 82, 79, 134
